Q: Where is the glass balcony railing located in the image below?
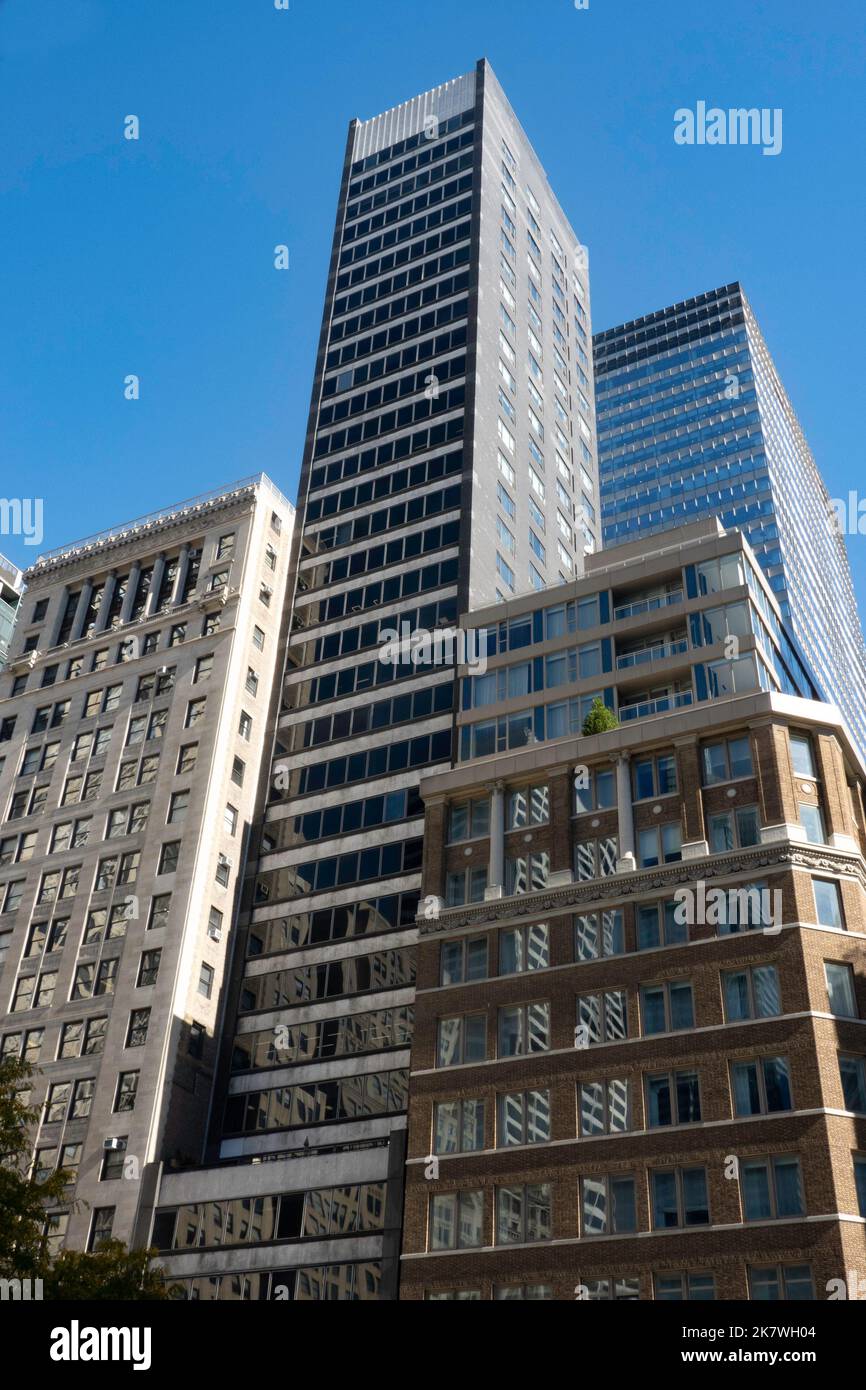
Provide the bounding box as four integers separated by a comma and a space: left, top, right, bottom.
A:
616, 638, 688, 669
614, 591, 683, 621
618, 690, 694, 722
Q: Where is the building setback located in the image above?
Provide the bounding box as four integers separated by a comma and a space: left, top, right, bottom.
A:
401, 519, 866, 1299
149, 59, 599, 1301
0, 475, 294, 1254
593, 282, 866, 764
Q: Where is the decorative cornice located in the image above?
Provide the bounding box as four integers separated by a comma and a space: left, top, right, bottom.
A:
418, 840, 866, 934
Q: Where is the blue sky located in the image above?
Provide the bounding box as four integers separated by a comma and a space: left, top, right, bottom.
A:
2, 0, 865, 608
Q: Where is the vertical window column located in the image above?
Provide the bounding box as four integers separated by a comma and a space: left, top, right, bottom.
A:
485, 781, 505, 899
674, 736, 708, 859
613, 754, 636, 871
752, 719, 799, 834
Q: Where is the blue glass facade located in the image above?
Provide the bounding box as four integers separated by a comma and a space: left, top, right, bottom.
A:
594, 282, 866, 761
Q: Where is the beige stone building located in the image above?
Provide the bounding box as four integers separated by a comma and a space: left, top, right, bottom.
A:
0, 474, 293, 1253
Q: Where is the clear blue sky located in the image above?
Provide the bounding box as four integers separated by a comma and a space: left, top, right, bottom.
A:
2, 0, 865, 608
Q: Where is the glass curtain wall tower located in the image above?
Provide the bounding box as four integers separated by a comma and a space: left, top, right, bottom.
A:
593, 282, 866, 762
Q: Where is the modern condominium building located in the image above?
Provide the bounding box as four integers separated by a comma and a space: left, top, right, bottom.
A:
401, 519, 866, 1300
593, 281, 866, 764
0, 554, 23, 670
0, 474, 294, 1255
149, 58, 599, 1301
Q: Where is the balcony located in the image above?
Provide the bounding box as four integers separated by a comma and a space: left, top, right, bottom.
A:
618, 690, 694, 722
616, 637, 688, 670
614, 590, 683, 622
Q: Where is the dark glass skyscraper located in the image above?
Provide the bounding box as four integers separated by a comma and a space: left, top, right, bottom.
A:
594, 282, 866, 761
149, 59, 599, 1300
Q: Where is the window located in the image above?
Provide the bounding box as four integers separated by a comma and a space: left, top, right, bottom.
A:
138, 949, 162, 987
577, 991, 627, 1044
732, 1058, 792, 1116
826, 962, 857, 1017
640, 980, 693, 1034
126, 1009, 150, 1048
748, 1264, 814, 1301
215, 856, 230, 889
429, 1191, 483, 1250
575, 911, 624, 960
646, 1071, 701, 1127
498, 1002, 549, 1056
238, 711, 252, 741
507, 784, 549, 828
637, 823, 682, 868
265, 544, 277, 572
707, 806, 761, 852
813, 878, 844, 929
578, 1078, 631, 1136
701, 736, 753, 784
177, 744, 197, 775
231, 757, 245, 787
44, 1082, 71, 1124
434, 1099, 485, 1154
194, 654, 214, 683
741, 1156, 804, 1221
496, 1184, 552, 1243
112, 1071, 139, 1113
574, 836, 618, 880
436, 1015, 485, 1067
636, 900, 687, 950
652, 1168, 709, 1228
148, 893, 172, 928
582, 1278, 640, 1302
722, 965, 781, 1020
497, 1090, 551, 1146
95, 959, 118, 996
840, 1056, 866, 1112
198, 962, 215, 999
440, 937, 487, 986
500, 923, 549, 973
259, 584, 272, 607
799, 803, 825, 844
88, 1208, 115, 1251
448, 798, 489, 841
789, 733, 816, 779
581, 1175, 636, 1235
168, 790, 190, 825
655, 1272, 715, 1301
216, 533, 235, 560
574, 767, 615, 812
158, 842, 180, 874
186, 698, 206, 728
71, 1077, 95, 1119
252, 625, 265, 651
207, 906, 223, 941
445, 867, 488, 906
631, 756, 678, 800
224, 804, 238, 836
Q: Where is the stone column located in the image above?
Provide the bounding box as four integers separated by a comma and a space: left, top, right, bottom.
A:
70, 579, 94, 642
145, 553, 167, 617
171, 544, 190, 607
120, 562, 141, 625
613, 753, 636, 872
814, 731, 859, 851
484, 781, 505, 899
47, 588, 69, 648
93, 572, 117, 633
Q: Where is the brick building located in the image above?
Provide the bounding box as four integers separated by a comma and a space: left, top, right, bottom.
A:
400, 519, 866, 1300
